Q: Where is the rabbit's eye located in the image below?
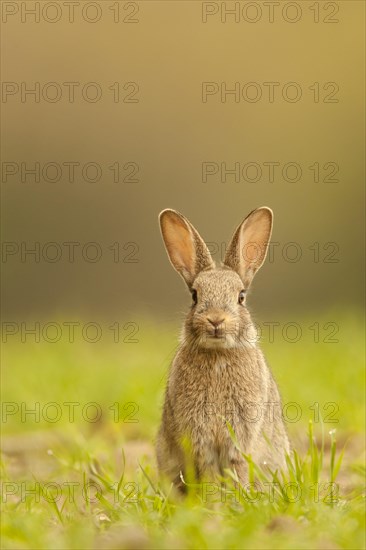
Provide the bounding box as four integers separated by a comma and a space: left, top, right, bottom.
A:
238, 290, 246, 304
191, 289, 198, 304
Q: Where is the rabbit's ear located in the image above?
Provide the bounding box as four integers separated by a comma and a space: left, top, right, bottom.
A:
224, 207, 273, 287
159, 209, 215, 287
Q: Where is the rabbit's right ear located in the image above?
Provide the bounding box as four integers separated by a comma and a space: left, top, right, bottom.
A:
159, 209, 215, 288
224, 207, 273, 288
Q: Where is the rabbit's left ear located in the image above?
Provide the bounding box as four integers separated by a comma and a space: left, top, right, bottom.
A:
159, 209, 215, 288
224, 207, 273, 288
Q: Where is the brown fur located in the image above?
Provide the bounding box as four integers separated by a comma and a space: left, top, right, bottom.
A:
156, 208, 290, 489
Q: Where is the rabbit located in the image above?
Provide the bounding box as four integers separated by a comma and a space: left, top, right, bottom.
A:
156, 207, 290, 490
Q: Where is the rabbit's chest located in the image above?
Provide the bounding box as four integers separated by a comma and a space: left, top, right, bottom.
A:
174, 357, 263, 440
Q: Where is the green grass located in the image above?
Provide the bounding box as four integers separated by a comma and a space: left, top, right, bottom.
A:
1, 312, 365, 549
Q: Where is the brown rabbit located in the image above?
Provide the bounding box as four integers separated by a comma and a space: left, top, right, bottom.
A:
156, 207, 290, 489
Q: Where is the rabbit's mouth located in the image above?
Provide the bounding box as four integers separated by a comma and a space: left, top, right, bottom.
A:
208, 327, 226, 339
201, 329, 235, 349
186, 313, 253, 349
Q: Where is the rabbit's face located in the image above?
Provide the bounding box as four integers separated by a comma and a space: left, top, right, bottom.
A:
160, 207, 272, 350
184, 268, 257, 350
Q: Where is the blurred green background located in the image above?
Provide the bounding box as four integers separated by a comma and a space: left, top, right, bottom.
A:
1, 2, 365, 548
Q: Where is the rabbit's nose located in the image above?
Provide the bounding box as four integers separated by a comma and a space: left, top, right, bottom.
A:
207, 318, 225, 328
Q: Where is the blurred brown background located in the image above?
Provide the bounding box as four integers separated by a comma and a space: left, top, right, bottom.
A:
1, 0, 364, 321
